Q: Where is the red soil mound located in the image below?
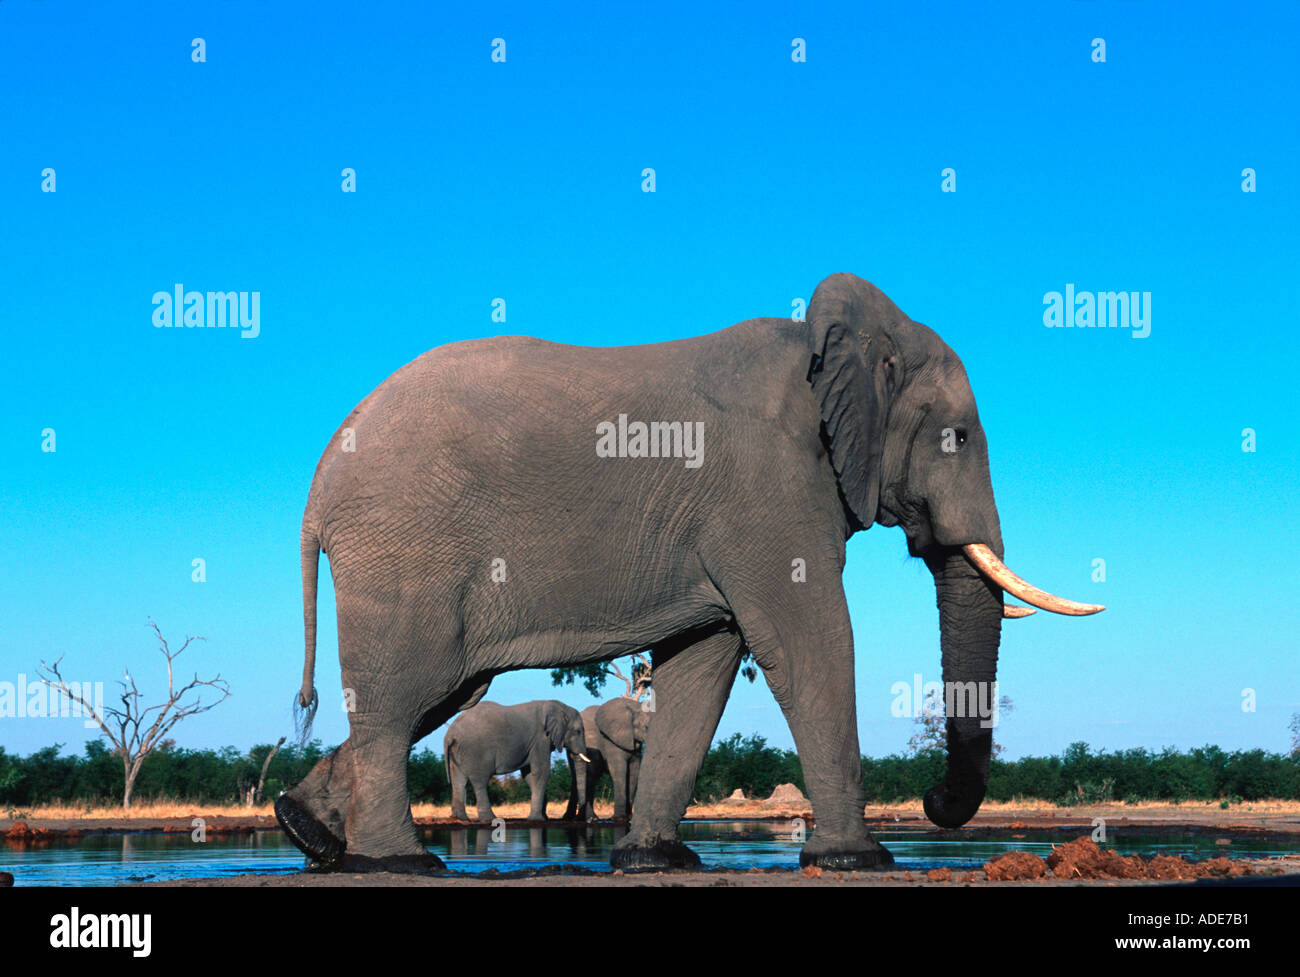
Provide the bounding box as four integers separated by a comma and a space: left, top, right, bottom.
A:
981, 837, 1255, 882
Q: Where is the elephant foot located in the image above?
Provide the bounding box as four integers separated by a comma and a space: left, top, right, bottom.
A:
610, 839, 702, 872
336, 851, 449, 875
798, 835, 895, 871
275, 794, 345, 866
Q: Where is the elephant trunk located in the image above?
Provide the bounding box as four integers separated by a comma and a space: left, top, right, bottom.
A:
921, 547, 1003, 829
574, 753, 588, 818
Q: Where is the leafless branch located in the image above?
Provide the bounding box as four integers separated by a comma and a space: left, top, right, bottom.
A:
37, 619, 231, 808
606, 653, 652, 700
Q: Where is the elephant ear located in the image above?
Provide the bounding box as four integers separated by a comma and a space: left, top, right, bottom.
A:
805, 273, 903, 529
596, 701, 638, 753
543, 705, 567, 749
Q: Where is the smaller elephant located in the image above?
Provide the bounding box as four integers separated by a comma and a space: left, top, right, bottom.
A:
445, 700, 590, 822
564, 698, 651, 822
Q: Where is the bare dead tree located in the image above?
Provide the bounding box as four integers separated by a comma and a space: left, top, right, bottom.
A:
38, 619, 231, 809
606, 652, 652, 700
244, 736, 286, 807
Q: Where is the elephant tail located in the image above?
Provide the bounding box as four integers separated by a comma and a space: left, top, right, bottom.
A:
444, 738, 457, 788
294, 517, 321, 746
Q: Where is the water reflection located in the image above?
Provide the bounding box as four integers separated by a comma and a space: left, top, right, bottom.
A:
2, 822, 1293, 887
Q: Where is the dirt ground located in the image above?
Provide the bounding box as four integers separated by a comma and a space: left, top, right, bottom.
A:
8, 797, 1300, 836
132, 859, 1300, 886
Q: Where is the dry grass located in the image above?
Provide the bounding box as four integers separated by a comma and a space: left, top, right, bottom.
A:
9, 801, 277, 821
410, 801, 620, 821
687, 797, 1300, 819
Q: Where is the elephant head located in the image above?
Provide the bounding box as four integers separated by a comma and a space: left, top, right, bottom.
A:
595, 698, 650, 753
546, 703, 591, 814
806, 273, 1103, 829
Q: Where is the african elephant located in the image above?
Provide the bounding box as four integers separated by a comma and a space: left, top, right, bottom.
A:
274, 272, 1102, 874
444, 700, 590, 822
563, 699, 651, 822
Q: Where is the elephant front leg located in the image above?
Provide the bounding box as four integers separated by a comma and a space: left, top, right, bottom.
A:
560, 759, 580, 822
607, 750, 631, 821
626, 750, 641, 817
611, 628, 743, 871
742, 593, 892, 870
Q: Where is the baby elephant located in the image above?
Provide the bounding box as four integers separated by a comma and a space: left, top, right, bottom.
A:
563, 698, 651, 822
445, 700, 590, 822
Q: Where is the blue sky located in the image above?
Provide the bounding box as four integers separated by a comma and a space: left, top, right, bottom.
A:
2, 1, 1296, 763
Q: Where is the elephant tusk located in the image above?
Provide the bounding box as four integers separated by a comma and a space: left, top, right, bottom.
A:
1003, 605, 1036, 618
578, 753, 591, 763
963, 543, 1105, 616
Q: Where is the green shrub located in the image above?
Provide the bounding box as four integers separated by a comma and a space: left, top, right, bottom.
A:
2, 738, 1296, 807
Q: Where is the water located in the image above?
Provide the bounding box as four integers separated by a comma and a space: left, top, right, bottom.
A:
4, 822, 1296, 886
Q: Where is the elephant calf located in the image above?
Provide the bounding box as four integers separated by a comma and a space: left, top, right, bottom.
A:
445, 700, 589, 822
563, 698, 651, 822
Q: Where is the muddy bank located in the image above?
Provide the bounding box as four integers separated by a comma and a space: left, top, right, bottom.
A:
2, 815, 277, 839
138, 854, 1300, 887
5, 803, 1300, 841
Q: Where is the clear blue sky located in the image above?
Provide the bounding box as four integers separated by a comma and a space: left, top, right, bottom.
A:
2, 1, 1296, 763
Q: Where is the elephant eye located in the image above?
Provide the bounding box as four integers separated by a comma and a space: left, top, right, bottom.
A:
953, 428, 968, 448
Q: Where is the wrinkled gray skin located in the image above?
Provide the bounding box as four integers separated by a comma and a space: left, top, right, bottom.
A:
444, 700, 588, 822
275, 273, 1008, 874
563, 699, 651, 822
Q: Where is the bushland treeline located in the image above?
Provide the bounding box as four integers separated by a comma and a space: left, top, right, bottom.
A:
2, 735, 1298, 810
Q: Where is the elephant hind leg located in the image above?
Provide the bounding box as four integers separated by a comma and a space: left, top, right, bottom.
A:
611, 627, 744, 871
337, 646, 488, 870
448, 747, 470, 821
342, 672, 500, 869
339, 720, 448, 873
524, 755, 550, 821
472, 773, 495, 823
436, 674, 493, 823
276, 739, 353, 865
278, 667, 491, 864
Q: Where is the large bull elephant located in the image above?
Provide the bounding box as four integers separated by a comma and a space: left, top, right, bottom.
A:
444, 700, 590, 822
563, 698, 651, 822
274, 272, 1102, 874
